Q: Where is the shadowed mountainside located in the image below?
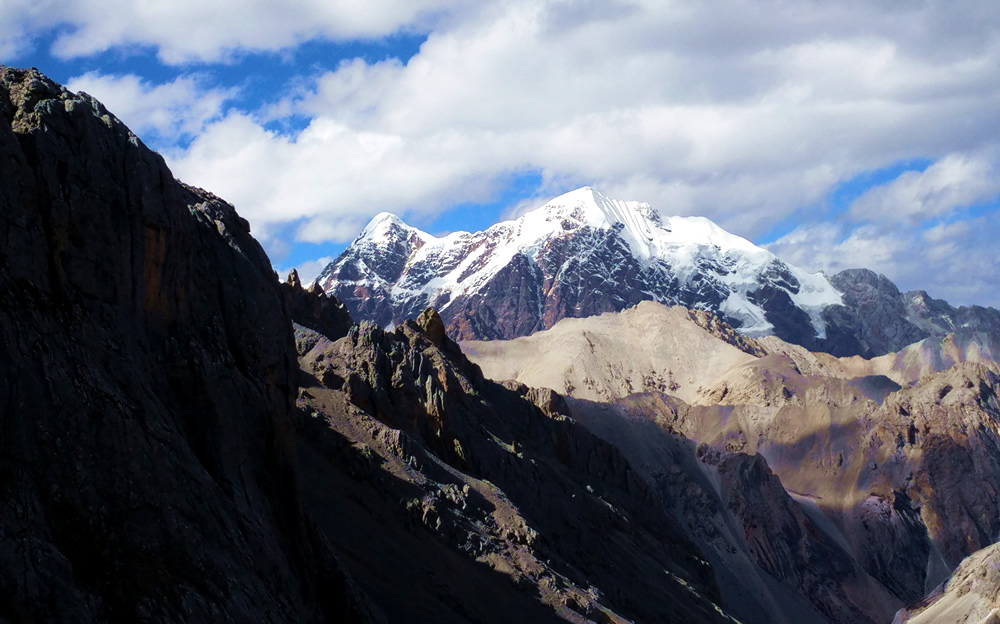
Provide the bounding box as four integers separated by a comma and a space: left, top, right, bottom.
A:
0, 67, 375, 622
290, 305, 735, 623
0, 67, 743, 624
8, 64, 1000, 624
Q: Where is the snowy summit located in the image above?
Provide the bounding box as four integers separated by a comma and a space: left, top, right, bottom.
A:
315, 187, 843, 343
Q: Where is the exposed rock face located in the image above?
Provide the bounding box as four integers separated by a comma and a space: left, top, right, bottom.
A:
820, 269, 1000, 358
316, 187, 844, 347
906, 288, 1000, 336
0, 67, 372, 622
282, 268, 353, 343
293, 312, 738, 623
824, 269, 927, 356
894, 542, 1000, 624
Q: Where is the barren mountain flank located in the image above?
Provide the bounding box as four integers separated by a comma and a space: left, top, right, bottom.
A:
466, 300, 1000, 620
462, 300, 763, 404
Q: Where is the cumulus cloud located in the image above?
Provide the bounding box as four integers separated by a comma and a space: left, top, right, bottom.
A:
848, 154, 1000, 224
766, 216, 1000, 307
764, 149, 1000, 305
3, 0, 466, 64
766, 224, 907, 280
9, 0, 1000, 305
66, 72, 235, 146
160, 0, 1000, 243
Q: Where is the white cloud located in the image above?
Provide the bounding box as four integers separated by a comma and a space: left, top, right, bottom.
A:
165, 0, 1000, 243
0, 0, 48, 59
766, 216, 1000, 308
3, 0, 467, 64
66, 72, 235, 146
765, 223, 904, 277
848, 154, 1000, 224
8, 0, 1000, 306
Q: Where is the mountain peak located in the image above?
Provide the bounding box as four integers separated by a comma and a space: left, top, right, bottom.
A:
357, 210, 427, 242
522, 187, 767, 265
529, 187, 657, 248
318, 187, 844, 343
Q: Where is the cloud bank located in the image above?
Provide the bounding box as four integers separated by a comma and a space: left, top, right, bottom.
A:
6, 0, 1000, 305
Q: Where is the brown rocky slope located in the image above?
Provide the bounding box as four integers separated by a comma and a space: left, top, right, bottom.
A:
290, 302, 737, 623
466, 302, 1000, 621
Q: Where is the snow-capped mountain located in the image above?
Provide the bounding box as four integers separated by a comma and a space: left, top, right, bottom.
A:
315, 187, 852, 347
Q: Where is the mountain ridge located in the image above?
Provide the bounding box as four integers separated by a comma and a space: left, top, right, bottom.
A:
316, 189, 1000, 357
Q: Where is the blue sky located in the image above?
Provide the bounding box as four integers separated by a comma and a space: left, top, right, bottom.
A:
4, 1, 1000, 305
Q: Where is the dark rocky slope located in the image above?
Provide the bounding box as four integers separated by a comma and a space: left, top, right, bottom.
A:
288, 288, 917, 623
0, 67, 373, 622
0, 66, 743, 623
291, 304, 736, 623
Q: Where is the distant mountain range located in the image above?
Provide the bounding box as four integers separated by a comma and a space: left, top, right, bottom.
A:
316, 188, 1000, 357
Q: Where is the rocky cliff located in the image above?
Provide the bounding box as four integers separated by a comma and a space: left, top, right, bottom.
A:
291, 305, 736, 623
0, 66, 373, 623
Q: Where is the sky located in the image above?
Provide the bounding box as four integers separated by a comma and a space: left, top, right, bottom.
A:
4, 0, 1000, 306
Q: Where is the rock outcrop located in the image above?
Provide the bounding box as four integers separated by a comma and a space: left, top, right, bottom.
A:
0, 66, 373, 623
294, 310, 737, 623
